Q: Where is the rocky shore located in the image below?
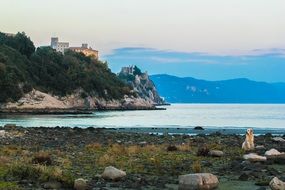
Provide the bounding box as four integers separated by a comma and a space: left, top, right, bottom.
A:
1, 125, 285, 190
0, 106, 165, 115
0, 89, 165, 114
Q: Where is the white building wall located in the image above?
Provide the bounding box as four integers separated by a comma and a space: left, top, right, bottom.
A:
50, 37, 69, 54
56, 42, 69, 54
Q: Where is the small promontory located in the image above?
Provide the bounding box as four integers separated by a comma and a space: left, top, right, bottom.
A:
118, 65, 165, 105
0, 32, 162, 113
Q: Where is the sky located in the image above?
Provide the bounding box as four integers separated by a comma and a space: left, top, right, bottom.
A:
0, 0, 285, 82
106, 48, 285, 82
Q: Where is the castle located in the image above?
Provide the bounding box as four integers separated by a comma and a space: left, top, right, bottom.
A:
121, 65, 136, 75
50, 37, 99, 59
3, 32, 16, 37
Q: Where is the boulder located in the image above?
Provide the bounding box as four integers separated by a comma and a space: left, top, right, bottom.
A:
256, 145, 265, 150
194, 126, 204, 130
269, 177, 285, 190
265, 149, 284, 156
178, 173, 219, 190
101, 166, 126, 180
74, 178, 88, 190
208, 150, 224, 157
256, 187, 267, 190
265, 148, 285, 164
43, 181, 62, 189
272, 137, 285, 143
0, 130, 7, 138
243, 153, 267, 162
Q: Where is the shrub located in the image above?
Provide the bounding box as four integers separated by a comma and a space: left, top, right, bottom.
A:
80, 91, 88, 99
107, 144, 126, 155
85, 143, 102, 152
167, 145, 178, 151
192, 160, 202, 173
197, 144, 209, 156
7, 162, 74, 187
0, 156, 12, 166
177, 143, 191, 152
33, 151, 52, 165
97, 154, 116, 167
22, 83, 33, 93
7, 162, 40, 180
126, 145, 140, 155
0, 181, 21, 190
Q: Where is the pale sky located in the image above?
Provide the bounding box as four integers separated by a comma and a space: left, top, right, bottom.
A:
1, 0, 285, 55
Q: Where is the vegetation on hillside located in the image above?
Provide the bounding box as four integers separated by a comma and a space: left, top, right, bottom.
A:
0, 32, 133, 103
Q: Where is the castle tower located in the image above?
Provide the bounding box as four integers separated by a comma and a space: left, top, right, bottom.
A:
82, 43, 88, 49
51, 37, 58, 49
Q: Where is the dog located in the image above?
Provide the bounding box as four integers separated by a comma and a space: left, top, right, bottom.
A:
242, 128, 255, 150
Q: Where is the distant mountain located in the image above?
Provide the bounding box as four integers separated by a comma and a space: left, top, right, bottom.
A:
150, 74, 285, 103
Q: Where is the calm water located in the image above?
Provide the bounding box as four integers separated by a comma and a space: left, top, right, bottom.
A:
0, 104, 285, 132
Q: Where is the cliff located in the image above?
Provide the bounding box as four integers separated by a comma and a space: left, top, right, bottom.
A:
118, 65, 165, 105
0, 89, 155, 113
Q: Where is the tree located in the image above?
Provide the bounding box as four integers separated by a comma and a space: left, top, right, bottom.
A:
13, 32, 35, 58
0, 32, 35, 58
133, 65, 142, 75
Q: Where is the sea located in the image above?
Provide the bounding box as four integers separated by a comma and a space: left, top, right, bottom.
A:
0, 104, 285, 135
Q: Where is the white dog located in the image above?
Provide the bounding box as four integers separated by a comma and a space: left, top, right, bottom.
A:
242, 128, 255, 150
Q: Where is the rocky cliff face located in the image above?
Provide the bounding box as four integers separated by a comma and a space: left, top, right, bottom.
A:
0, 89, 155, 112
0, 68, 166, 112
118, 66, 164, 105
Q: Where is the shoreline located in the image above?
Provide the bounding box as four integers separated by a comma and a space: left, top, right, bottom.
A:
0, 106, 166, 115
111, 126, 285, 136
0, 123, 284, 135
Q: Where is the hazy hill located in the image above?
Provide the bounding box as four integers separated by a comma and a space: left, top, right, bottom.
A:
150, 74, 285, 103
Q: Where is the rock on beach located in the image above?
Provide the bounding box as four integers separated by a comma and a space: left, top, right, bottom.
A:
208, 150, 224, 157
269, 177, 285, 190
243, 153, 267, 162
272, 137, 285, 143
0, 130, 7, 138
265, 149, 284, 156
178, 173, 219, 190
74, 178, 88, 190
101, 166, 126, 180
